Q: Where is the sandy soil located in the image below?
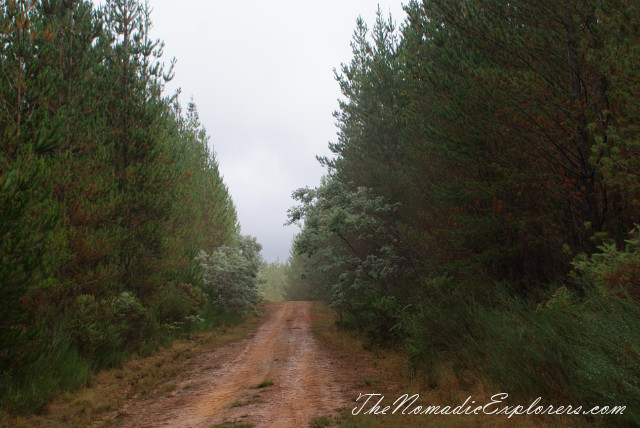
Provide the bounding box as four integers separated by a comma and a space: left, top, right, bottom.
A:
116, 301, 351, 427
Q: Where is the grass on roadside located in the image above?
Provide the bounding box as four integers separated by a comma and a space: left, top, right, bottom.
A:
231, 395, 263, 407
212, 422, 254, 428
309, 301, 586, 428
250, 380, 273, 389
1, 307, 264, 428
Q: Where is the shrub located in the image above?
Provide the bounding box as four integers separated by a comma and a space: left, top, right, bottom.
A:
198, 235, 264, 312
155, 282, 207, 323
476, 292, 640, 426
572, 229, 640, 299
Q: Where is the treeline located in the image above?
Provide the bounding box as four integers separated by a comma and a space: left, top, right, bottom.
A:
258, 258, 326, 302
254, 258, 331, 302
1, 0, 262, 412
288, 0, 640, 425
258, 260, 288, 302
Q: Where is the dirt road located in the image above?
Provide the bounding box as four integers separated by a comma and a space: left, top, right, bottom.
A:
117, 301, 350, 427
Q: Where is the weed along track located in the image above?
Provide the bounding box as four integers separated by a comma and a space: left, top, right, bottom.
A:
117, 301, 348, 427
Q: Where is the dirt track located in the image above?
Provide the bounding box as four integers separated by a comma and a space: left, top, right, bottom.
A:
117, 301, 350, 427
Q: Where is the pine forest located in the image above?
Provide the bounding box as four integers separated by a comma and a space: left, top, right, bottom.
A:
1, 0, 639, 427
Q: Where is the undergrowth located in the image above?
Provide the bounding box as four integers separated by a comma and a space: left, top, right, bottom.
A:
0, 303, 245, 417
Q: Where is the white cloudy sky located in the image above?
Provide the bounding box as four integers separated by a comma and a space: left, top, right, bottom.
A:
109, 0, 407, 262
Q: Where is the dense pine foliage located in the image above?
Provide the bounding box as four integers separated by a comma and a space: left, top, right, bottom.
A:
1, 0, 262, 412
288, 1, 640, 425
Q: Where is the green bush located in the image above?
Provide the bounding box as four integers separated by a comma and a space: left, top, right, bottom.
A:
0, 324, 93, 413
155, 282, 207, 324
198, 235, 264, 312
572, 230, 640, 299
399, 267, 640, 426
398, 276, 479, 375
475, 292, 640, 426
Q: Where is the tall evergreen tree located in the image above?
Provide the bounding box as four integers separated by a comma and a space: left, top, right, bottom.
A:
1, 0, 244, 411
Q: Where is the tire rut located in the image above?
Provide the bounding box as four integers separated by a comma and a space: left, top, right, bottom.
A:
116, 301, 348, 427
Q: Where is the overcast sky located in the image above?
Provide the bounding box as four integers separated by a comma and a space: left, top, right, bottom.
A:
109, 0, 407, 262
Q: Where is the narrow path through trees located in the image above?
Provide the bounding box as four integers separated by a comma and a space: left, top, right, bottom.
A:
117, 302, 349, 427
